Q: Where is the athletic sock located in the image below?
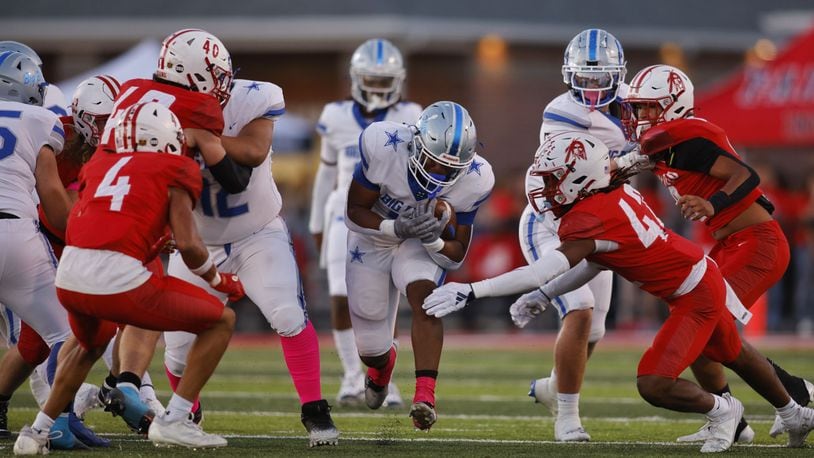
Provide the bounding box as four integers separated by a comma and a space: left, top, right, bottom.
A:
769, 358, 811, 406
164, 364, 199, 414
32, 411, 55, 433
164, 394, 193, 423
367, 346, 397, 388
116, 372, 141, 390
280, 321, 323, 405
414, 370, 438, 405
332, 328, 362, 377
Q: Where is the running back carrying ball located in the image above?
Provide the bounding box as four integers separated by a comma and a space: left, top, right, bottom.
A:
434, 200, 457, 240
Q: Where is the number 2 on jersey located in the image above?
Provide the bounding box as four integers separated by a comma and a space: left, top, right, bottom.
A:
94, 157, 132, 211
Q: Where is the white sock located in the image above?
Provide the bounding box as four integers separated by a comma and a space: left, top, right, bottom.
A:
140, 372, 157, 401
706, 394, 725, 418
557, 393, 580, 420
333, 328, 361, 377
777, 399, 799, 423
28, 370, 50, 409
165, 394, 194, 422
32, 411, 55, 433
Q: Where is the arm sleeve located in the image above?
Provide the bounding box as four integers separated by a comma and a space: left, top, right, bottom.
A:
541, 260, 602, 298
308, 162, 337, 233
471, 249, 571, 298
207, 155, 252, 194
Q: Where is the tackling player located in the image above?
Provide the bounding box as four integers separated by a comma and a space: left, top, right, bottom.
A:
309, 38, 421, 406
423, 131, 814, 453
345, 101, 494, 430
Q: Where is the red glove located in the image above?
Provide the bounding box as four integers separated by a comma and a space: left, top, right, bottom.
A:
211, 272, 245, 302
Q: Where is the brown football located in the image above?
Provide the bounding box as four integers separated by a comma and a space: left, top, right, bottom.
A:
434, 200, 457, 240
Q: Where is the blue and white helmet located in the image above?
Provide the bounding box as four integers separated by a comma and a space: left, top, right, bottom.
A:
562, 29, 626, 108
0, 51, 46, 106
350, 38, 405, 112
0, 41, 42, 67
409, 101, 477, 193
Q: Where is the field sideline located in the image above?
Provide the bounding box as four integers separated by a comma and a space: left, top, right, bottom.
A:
1, 331, 812, 456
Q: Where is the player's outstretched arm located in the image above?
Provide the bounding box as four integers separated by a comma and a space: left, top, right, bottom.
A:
187, 128, 252, 194
221, 118, 274, 168
34, 145, 72, 233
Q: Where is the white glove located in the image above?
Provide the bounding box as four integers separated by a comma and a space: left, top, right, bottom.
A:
422, 282, 474, 318
393, 208, 438, 239
614, 147, 652, 174
509, 289, 551, 328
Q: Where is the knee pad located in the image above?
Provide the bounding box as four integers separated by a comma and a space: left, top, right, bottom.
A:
269, 305, 307, 338
588, 306, 608, 343
163, 350, 186, 377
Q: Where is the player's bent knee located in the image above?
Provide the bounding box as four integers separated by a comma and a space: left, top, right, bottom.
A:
588, 322, 606, 343
219, 306, 236, 330
269, 305, 307, 337
636, 375, 670, 407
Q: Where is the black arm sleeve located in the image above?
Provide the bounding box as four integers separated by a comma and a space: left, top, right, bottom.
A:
669, 137, 760, 214
208, 155, 253, 194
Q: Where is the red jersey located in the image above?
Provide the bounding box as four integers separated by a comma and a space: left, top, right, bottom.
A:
640, 118, 764, 233
66, 151, 202, 262
558, 184, 705, 299
99, 78, 223, 154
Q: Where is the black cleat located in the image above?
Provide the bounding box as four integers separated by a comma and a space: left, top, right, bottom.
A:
301, 400, 339, 447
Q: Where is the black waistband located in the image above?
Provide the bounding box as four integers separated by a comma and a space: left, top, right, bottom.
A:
0, 212, 19, 219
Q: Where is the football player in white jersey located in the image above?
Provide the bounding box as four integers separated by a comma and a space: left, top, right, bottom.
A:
0, 51, 85, 448
345, 101, 494, 430
309, 38, 421, 406
512, 29, 647, 441
153, 77, 339, 447
0, 41, 68, 116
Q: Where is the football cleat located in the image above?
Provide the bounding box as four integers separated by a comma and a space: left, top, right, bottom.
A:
554, 423, 591, 442
409, 402, 437, 431
67, 412, 109, 448
677, 419, 754, 444
336, 372, 365, 406
770, 379, 814, 438
384, 381, 404, 408
73, 383, 102, 420
528, 377, 557, 415
364, 376, 388, 410
784, 405, 814, 448
148, 413, 226, 448
13, 425, 49, 455
301, 400, 339, 447
49, 414, 89, 450
700, 394, 744, 453
103, 386, 155, 434
192, 402, 204, 426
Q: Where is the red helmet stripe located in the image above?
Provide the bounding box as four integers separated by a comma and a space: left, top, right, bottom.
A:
158, 28, 202, 70
128, 102, 147, 151
97, 75, 121, 99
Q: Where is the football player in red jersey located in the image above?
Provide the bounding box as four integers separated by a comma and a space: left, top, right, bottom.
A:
13, 102, 244, 454
422, 132, 814, 453
624, 64, 812, 442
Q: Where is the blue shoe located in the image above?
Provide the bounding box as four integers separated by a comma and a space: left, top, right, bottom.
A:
68, 412, 110, 447
103, 385, 155, 434
50, 414, 89, 450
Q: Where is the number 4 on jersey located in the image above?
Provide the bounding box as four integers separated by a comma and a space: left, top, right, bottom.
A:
94, 156, 132, 211
619, 185, 668, 248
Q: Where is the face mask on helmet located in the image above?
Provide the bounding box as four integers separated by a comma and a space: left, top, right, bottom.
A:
114, 101, 185, 155
72, 75, 121, 146
0, 51, 46, 106
156, 29, 234, 106
350, 38, 406, 112
408, 101, 477, 194
625, 64, 694, 138
562, 29, 626, 109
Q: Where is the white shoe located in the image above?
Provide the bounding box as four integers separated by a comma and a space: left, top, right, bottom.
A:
528, 377, 557, 415
336, 372, 365, 406
143, 397, 166, 418
13, 425, 49, 455
770, 379, 814, 438
700, 394, 744, 453
383, 382, 403, 408
677, 421, 754, 444
555, 420, 590, 442
73, 383, 102, 420
148, 414, 227, 448
784, 405, 814, 448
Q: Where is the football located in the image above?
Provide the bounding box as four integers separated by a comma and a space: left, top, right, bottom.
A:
434, 200, 457, 240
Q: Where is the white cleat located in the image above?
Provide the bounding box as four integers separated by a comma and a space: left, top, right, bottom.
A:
784, 405, 814, 448
555, 421, 590, 442
528, 377, 557, 415
336, 372, 365, 406
700, 394, 744, 453
148, 413, 227, 448
143, 397, 166, 419
677, 422, 754, 444
383, 382, 404, 408
13, 425, 50, 455
770, 379, 814, 438
73, 383, 102, 420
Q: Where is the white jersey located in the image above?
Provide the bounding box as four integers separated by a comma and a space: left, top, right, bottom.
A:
0, 101, 65, 219
43, 84, 68, 117
317, 100, 421, 191
194, 79, 286, 244
355, 121, 494, 246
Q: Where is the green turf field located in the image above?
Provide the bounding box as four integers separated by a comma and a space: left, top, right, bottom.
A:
1, 334, 812, 456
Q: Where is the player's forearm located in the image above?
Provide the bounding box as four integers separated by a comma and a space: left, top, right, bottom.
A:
345, 204, 387, 236
541, 260, 601, 298
308, 162, 338, 234
220, 119, 273, 168
471, 250, 571, 299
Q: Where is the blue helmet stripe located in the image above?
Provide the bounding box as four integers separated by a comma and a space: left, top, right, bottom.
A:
449, 103, 464, 157
376, 39, 384, 64
588, 29, 598, 61
0, 51, 13, 67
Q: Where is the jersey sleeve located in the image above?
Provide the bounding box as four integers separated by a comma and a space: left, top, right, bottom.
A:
47, 116, 66, 155
449, 156, 496, 225
167, 156, 204, 203
355, 123, 389, 186
258, 82, 285, 120
541, 95, 592, 137
558, 210, 606, 241
316, 103, 339, 164
176, 92, 224, 134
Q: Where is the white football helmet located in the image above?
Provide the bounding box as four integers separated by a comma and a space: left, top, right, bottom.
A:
350, 38, 406, 112
562, 29, 626, 108
0, 51, 46, 106
155, 29, 233, 105
0, 41, 42, 67
114, 102, 184, 155
526, 132, 611, 216
72, 75, 121, 146
409, 101, 477, 193
625, 65, 694, 138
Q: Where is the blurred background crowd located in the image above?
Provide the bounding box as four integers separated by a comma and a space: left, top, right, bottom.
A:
6, 0, 814, 336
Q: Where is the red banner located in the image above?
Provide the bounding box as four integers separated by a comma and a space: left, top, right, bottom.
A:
695, 26, 814, 148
